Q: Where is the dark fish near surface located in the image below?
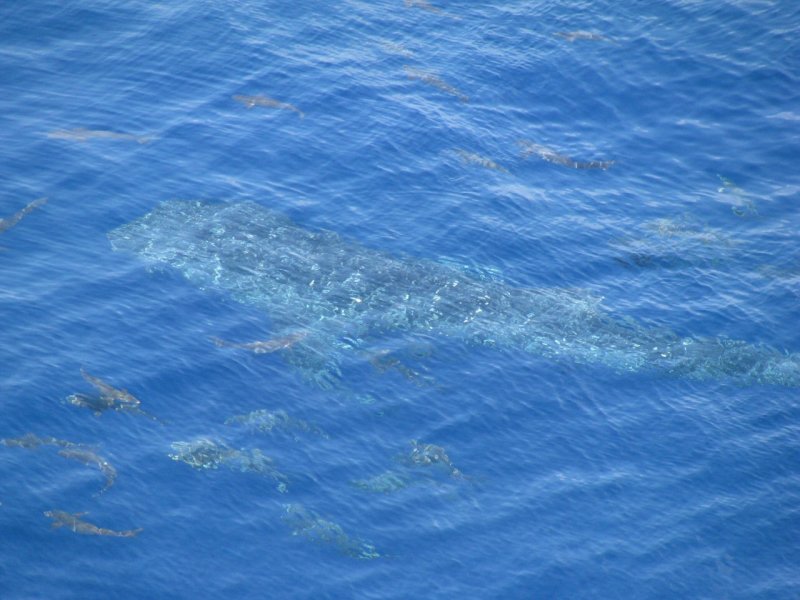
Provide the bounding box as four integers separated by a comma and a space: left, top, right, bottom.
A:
407, 439, 463, 478
233, 95, 304, 118
46, 128, 152, 144
210, 331, 308, 354
71, 370, 162, 422
518, 140, 615, 170
555, 31, 612, 43
404, 0, 460, 20
80, 368, 141, 408
366, 347, 434, 387
67, 392, 162, 422
57, 447, 117, 494
352, 470, 411, 494
455, 149, 509, 174
404, 65, 469, 103
226, 408, 328, 439
169, 439, 289, 492
44, 510, 142, 538
1, 432, 76, 449
66, 392, 116, 415
282, 503, 379, 559
718, 174, 757, 217
0, 197, 47, 234
108, 200, 800, 387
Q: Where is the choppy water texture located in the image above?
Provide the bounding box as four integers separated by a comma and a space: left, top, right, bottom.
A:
1, 1, 799, 598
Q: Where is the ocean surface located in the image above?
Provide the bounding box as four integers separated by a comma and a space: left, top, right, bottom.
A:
1, 0, 799, 598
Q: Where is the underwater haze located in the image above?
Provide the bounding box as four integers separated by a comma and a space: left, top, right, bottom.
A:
1, 0, 799, 598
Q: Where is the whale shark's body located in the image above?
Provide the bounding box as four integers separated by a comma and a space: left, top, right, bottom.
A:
108, 201, 800, 387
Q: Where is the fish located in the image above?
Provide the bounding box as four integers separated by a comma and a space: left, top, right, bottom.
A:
518, 140, 614, 170
80, 368, 141, 408
352, 470, 411, 494
281, 503, 379, 559
67, 392, 162, 422
232, 95, 304, 118
69, 370, 162, 422
170, 439, 288, 492
46, 128, 152, 144
66, 392, 117, 416
406, 440, 463, 478
609, 216, 735, 271
404, 0, 460, 20
210, 330, 308, 354
108, 200, 800, 387
555, 31, 611, 43
404, 65, 469, 103
366, 347, 433, 387
381, 41, 414, 58
0, 433, 75, 449
169, 438, 236, 470
225, 408, 328, 439
454, 149, 509, 174
44, 510, 142, 538
57, 447, 117, 494
717, 174, 757, 217
0, 197, 47, 234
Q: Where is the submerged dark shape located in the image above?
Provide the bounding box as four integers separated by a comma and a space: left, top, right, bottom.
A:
108, 200, 800, 387
404, 0, 460, 20
0, 197, 47, 234
70, 369, 162, 422
352, 469, 411, 494
354, 441, 466, 494
406, 440, 463, 478
46, 128, 152, 144
2, 434, 115, 494
404, 65, 469, 103
169, 438, 236, 469
610, 216, 736, 271
80, 368, 140, 408
281, 503, 379, 559
717, 174, 757, 217
366, 347, 434, 387
518, 140, 614, 170
232, 95, 304, 118
211, 330, 308, 354
169, 439, 288, 492
44, 510, 141, 537
1, 433, 76, 449
57, 447, 117, 495
454, 149, 509, 174
555, 31, 611, 43
226, 408, 328, 440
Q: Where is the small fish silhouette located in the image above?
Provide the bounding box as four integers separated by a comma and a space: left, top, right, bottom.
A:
46, 128, 152, 144
554, 31, 612, 43
518, 140, 614, 170
233, 95, 304, 118
210, 331, 308, 354
0, 197, 47, 234
57, 447, 117, 495
404, 66, 469, 103
44, 510, 141, 538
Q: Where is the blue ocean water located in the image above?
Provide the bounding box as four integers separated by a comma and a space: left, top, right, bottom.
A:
1, 0, 799, 597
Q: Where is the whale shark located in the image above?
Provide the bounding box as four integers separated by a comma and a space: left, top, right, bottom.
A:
108, 200, 800, 388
